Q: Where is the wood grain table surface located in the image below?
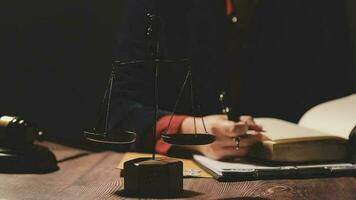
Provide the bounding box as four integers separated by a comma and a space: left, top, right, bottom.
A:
1, 141, 356, 200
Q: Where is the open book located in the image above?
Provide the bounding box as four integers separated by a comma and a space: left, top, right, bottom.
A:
193, 94, 356, 181
249, 93, 356, 162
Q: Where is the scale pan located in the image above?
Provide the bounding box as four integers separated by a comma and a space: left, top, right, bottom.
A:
84, 129, 136, 144
161, 133, 215, 145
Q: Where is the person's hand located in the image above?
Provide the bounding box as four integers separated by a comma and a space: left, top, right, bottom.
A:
180, 115, 265, 160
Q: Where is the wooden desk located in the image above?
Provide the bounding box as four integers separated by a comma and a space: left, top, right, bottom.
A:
1, 142, 355, 200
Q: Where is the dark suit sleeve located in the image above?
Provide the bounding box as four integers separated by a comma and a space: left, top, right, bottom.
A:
109, 0, 169, 152
109, 0, 197, 153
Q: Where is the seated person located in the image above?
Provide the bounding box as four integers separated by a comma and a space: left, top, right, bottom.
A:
109, 0, 264, 160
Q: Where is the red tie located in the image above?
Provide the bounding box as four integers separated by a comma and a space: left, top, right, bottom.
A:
225, 0, 234, 16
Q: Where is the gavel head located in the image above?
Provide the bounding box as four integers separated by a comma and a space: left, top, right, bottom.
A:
0, 115, 42, 149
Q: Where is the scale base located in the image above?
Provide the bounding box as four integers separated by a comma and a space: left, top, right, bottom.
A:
123, 157, 183, 197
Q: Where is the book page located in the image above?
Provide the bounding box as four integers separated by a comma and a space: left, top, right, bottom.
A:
254, 118, 342, 142
298, 94, 356, 139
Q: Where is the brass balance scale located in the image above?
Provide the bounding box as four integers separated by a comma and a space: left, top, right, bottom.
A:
84, 13, 218, 197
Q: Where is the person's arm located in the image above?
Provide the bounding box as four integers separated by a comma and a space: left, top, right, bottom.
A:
109, 0, 190, 153
155, 115, 189, 155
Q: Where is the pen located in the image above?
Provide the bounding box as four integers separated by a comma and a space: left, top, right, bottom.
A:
219, 91, 266, 132
219, 91, 233, 120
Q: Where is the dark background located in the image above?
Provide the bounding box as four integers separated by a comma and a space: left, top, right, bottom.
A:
0, 1, 122, 143
0, 0, 355, 144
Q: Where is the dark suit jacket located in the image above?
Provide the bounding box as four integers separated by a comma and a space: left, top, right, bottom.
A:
110, 0, 354, 151
109, 0, 232, 151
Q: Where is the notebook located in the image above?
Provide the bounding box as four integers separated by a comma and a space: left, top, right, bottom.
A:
193, 154, 356, 181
